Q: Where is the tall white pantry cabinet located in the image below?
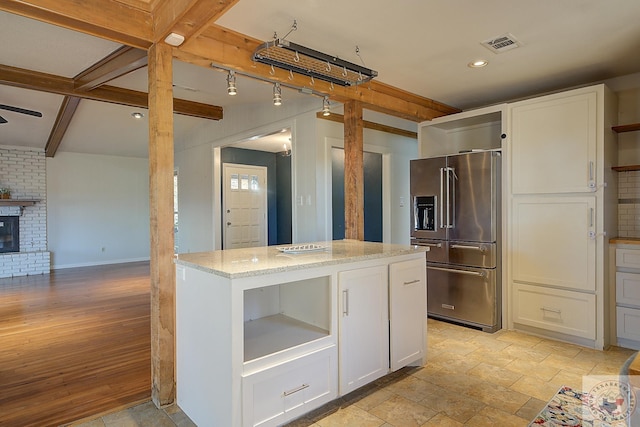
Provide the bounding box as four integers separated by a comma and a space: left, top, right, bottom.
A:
507, 84, 618, 349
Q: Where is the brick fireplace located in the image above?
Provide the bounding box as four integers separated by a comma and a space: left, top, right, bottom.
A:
0, 147, 50, 278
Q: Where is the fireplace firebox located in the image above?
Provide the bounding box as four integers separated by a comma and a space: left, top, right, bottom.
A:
0, 216, 19, 253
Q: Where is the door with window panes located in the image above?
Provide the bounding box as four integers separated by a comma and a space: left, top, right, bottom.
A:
223, 163, 268, 249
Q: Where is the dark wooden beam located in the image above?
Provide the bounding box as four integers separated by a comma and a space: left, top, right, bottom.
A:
343, 100, 364, 241
0, 64, 223, 120
45, 96, 81, 157
148, 41, 176, 408
42, 47, 149, 157
316, 112, 417, 139
74, 46, 148, 91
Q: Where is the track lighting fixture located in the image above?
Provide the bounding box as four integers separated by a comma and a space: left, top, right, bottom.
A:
227, 70, 237, 95
322, 96, 330, 116
273, 83, 282, 106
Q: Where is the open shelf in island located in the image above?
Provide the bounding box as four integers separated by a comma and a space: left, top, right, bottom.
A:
244, 314, 329, 362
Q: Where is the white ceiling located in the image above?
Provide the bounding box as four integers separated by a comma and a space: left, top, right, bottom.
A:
2, 1, 640, 157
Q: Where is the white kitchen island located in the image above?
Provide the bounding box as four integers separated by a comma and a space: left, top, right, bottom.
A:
175, 240, 427, 427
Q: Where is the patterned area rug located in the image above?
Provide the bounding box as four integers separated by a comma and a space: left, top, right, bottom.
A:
529, 385, 634, 426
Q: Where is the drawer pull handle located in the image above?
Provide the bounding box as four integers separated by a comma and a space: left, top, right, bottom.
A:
403, 279, 421, 285
451, 244, 486, 252
428, 266, 486, 278
416, 242, 442, 248
540, 307, 562, 315
283, 383, 309, 397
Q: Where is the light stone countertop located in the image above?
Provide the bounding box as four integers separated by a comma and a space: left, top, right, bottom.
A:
175, 239, 427, 279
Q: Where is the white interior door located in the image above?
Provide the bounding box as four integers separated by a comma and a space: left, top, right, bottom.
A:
223, 163, 267, 249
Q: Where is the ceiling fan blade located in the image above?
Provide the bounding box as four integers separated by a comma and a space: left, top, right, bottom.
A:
0, 115, 7, 124
0, 104, 42, 118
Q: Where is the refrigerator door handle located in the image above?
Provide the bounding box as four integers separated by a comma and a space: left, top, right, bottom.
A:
428, 266, 486, 278
450, 167, 456, 229
446, 167, 451, 228
441, 167, 456, 229
440, 167, 445, 230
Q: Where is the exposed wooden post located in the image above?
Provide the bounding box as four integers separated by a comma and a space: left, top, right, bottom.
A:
148, 42, 176, 407
343, 100, 364, 240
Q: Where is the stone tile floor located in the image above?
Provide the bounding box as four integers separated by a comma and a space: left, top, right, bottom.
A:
71, 318, 636, 427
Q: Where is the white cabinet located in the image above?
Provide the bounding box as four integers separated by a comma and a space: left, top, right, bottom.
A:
507, 84, 618, 349
617, 307, 640, 343
175, 242, 427, 427
510, 91, 597, 194
418, 104, 505, 158
389, 257, 426, 371
511, 196, 596, 292
176, 266, 337, 427
338, 265, 389, 395
615, 246, 640, 350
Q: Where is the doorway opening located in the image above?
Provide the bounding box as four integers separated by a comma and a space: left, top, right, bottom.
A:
219, 128, 293, 248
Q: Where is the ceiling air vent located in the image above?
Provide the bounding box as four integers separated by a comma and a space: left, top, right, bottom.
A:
481, 33, 522, 54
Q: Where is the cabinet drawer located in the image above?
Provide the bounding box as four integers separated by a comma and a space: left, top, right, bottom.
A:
616, 272, 640, 307
617, 307, 640, 341
242, 346, 336, 427
617, 248, 640, 269
513, 283, 596, 339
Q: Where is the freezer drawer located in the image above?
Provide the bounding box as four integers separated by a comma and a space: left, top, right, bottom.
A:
449, 241, 497, 269
413, 240, 497, 268
412, 239, 446, 264
427, 264, 499, 332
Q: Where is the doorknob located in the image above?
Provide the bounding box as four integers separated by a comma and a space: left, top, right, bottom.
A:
226, 222, 231, 226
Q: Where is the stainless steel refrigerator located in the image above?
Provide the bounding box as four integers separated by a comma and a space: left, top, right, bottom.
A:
410, 150, 501, 332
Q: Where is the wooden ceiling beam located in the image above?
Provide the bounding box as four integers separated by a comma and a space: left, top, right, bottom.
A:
0, 64, 223, 120
44, 47, 149, 157
45, 96, 81, 157
152, 0, 239, 44
2, 2, 459, 121
316, 112, 418, 139
0, 0, 153, 49
74, 46, 148, 91
176, 25, 460, 122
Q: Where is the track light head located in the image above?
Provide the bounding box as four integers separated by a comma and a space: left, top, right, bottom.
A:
322, 96, 330, 116
273, 83, 282, 106
227, 70, 237, 96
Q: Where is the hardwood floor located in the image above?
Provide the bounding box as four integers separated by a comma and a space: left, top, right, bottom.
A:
0, 262, 151, 427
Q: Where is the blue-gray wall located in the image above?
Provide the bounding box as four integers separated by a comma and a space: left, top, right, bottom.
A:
221, 147, 292, 245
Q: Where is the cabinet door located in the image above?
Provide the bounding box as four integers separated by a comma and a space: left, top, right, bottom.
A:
338, 265, 389, 395
389, 258, 426, 371
512, 196, 596, 291
510, 91, 596, 194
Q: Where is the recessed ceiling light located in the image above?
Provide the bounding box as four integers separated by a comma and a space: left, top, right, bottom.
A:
131, 112, 144, 119
468, 60, 489, 68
